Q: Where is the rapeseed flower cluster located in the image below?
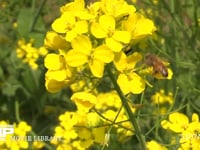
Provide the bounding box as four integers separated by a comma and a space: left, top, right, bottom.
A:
43, 0, 173, 149
44, 0, 160, 94
0, 121, 30, 150
16, 39, 48, 70
51, 91, 134, 149
151, 89, 174, 114
161, 112, 200, 150
151, 89, 173, 104
0, 121, 44, 150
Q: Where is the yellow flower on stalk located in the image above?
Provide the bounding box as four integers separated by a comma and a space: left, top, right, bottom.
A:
51, 110, 104, 149
161, 112, 189, 133
114, 52, 145, 94
44, 31, 70, 50
162, 113, 200, 150
60, 0, 85, 13
92, 127, 107, 144
14, 121, 31, 136
52, 12, 88, 42
4, 121, 31, 150
86, 112, 101, 127
65, 35, 114, 77
178, 113, 200, 150
77, 128, 93, 148
122, 13, 156, 40
91, 15, 131, 52
44, 53, 74, 93
71, 92, 97, 111
95, 91, 121, 110
100, 0, 136, 18
151, 89, 173, 104
60, 0, 94, 20
16, 39, 47, 70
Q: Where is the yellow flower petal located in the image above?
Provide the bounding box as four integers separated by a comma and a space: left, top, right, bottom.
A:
169, 113, 189, 125
65, 50, 88, 67
126, 52, 142, 69
161, 112, 189, 133
91, 22, 107, 38
45, 79, 68, 93
129, 72, 145, 94
60, 0, 85, 13
117, 73, 131, 95
71, 92, 97, 110
192, 113, 199, 122
114, 52, 127, 71
71, 35, 92, 55
99, 15, 115, 31
46, 69, 67, 81
74, 21, 88, 34
112, 31, 131, 43
146, 140, 167, 150
52, 13, 75, 33
44, 54, 64, 70
44, 31, 70, 50
65, 30, 78, 42
133, 18, 156, 39
106, 38, 123, 52
93, 45, 114, 63
89, 59, 104, 78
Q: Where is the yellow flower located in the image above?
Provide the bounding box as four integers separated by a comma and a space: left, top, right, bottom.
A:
178, 113, 200, 150
14, 121, 31, 136
77, 128, 93, 148
100, 0, 136, 18
92, 127, 107, 143
91, 15, 131, 52
52, 12, 88, 41
86, 112, 100, 127
71, 92, 97, 111
33, 141, 44, 149
60, 0, 94, 20
44, 31, 70, 50
38, 46, 48, 56
44, 53, 74, 92
95, 91, 121, 110
16, 39, 39, 69
16, 39, 48, 70
161, 112, 189, 133
4, 121, 31, 150
123, 12, 156, 40
146, 140, 167, 150
151, 89, 174, 104
114, 52, 145, 94
65, 35, 114, 77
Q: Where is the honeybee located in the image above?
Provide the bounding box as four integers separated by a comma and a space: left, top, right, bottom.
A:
144, 54, 168, 77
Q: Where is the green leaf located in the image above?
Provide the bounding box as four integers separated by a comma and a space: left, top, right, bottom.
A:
21, 67, 38, 94
17, 8, 33, 37
1, 77, 21, 96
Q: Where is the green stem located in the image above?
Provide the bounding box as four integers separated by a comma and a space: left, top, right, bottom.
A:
29, 0, 46, 32
106, 64, 146, 150
101, 105, 123, 150
15, 99, 21, 122
30, 131, 54, 150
